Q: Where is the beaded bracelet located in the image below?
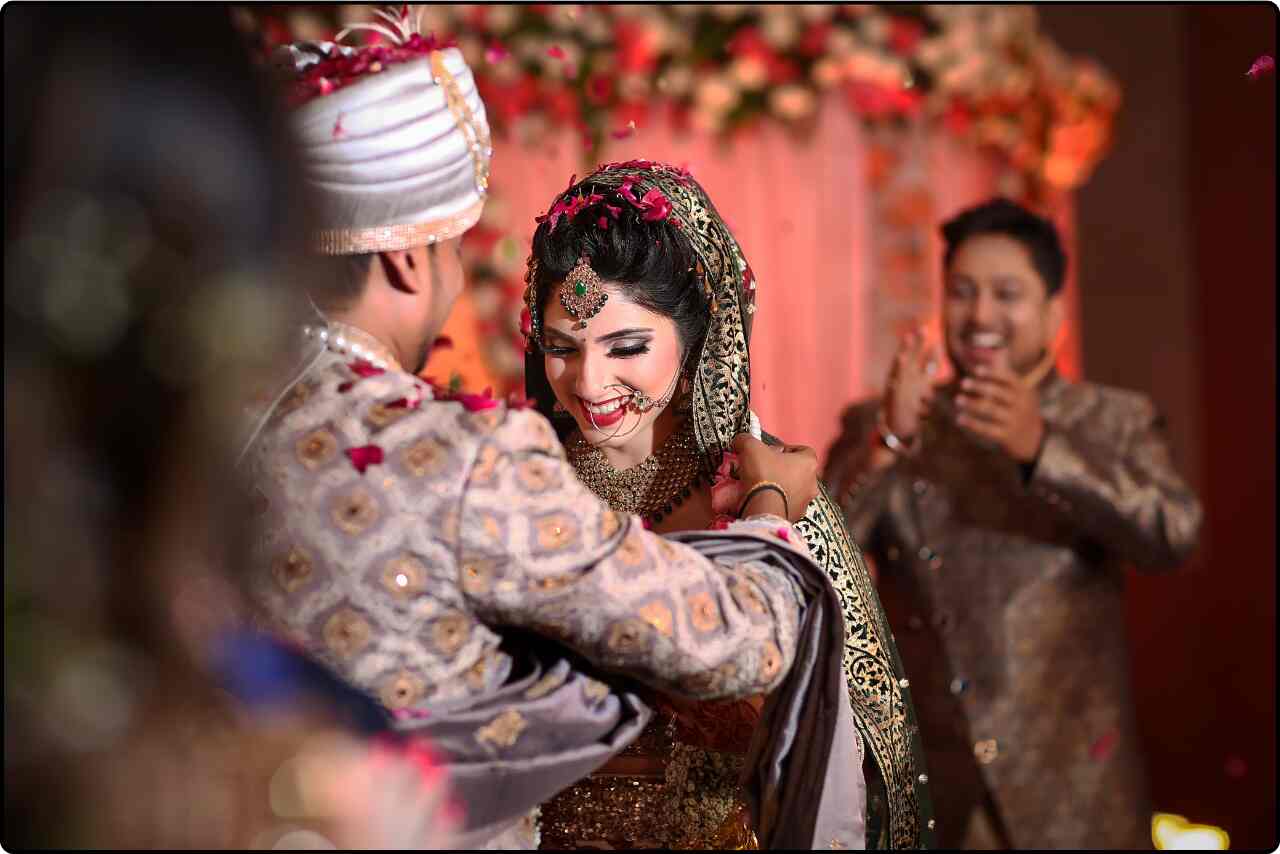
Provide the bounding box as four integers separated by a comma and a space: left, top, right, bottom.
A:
737, 480, 790, 520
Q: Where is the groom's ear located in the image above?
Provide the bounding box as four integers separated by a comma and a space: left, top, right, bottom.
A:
376, 249, 421, 295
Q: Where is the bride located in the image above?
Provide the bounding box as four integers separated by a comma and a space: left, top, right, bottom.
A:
521, 161, 934, 849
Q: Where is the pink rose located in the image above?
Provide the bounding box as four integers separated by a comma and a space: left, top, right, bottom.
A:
639, 188, 673, 222
709, 451, 744, 516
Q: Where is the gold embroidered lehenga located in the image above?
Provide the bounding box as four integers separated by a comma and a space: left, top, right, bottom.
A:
523, 162, 936, 849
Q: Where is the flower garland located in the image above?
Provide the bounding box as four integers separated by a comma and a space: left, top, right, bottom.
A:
233, 3, 1121, 395
236, 4, 1120, 197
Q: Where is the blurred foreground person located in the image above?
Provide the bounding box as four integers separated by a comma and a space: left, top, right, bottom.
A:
4, 7, 458, 848
825, 198, 1203, 849
243, 6, 859, 849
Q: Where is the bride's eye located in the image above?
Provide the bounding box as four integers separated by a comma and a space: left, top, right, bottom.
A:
609, 342, 651, 358
542, 342, 576, 357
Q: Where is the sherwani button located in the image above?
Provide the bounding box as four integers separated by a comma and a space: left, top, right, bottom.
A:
912, 479, 929, 495
917, 546, 934, 561
949, 677, 969, 695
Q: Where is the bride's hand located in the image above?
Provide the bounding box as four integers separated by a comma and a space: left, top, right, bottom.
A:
732, 434, 819, 522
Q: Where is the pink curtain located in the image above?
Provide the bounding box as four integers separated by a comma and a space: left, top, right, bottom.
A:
455, 103, 1079, 460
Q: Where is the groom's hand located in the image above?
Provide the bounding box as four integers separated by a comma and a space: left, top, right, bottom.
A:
733, 434, 818, 522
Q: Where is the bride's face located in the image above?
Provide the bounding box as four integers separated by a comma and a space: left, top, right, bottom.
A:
541, 286, 683, 451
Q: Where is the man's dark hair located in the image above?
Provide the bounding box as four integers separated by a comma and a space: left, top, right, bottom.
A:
940, 197, 1067, 296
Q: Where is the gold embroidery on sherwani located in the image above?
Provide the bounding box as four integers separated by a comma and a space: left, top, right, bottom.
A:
331, 487, 379, 535
760, 642, 783, 681
639, 598, 676, 637
380, 669, 426, 709
381, 555, 425, 599
295, 429, 338, 469
581, 678, 610, 704
524, 669, 568, 700
460, 561, 495, 596
687, 589, 722, 634
534, 513, 577, 550
605, 618, 650, 655
516, 457, 558, 493
431, 612, 471, 656
402, 436, 447, 477
475, 709, 527, 749
323, 608, 371, 659
272, 545, 314, 593
276, 379, 312, 419
367, 400, 414, 429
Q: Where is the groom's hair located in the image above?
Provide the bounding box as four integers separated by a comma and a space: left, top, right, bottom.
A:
310, 252, 375, 310
530, 183, 710, 358
940, 197, 1067, 296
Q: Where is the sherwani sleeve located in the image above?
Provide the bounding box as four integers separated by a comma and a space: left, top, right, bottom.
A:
823, 399, 898, 546
1030, 393, 1203, 569
455, 407, 809, 701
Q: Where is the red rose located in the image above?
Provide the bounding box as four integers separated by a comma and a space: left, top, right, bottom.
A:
345, 444, 384, 474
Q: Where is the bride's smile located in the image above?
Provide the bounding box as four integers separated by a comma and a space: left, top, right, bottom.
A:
541, 288, 685, 469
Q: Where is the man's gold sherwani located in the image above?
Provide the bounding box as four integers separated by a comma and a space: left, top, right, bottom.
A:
239, 327, 821, 847
825, 372, 1202, 849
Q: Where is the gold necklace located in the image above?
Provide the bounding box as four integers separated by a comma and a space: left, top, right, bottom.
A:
566, 419, 706, 524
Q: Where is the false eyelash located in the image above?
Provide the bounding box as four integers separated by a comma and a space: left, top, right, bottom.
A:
610, 344, 651, 358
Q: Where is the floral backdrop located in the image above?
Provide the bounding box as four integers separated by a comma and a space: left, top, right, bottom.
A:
237, 4, 1117, 435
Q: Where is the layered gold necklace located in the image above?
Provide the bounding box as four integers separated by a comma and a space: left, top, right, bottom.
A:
566, 418, 706, 524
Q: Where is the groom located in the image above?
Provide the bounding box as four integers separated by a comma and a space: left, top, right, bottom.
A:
243, 27, 856, 850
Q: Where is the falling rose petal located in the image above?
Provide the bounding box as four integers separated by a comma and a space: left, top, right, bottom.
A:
775, 528, 791, 542
433, 335, 454, 350
506, 392, 536, 410
1089, 728, 1119, 761
710, 515, 734, 530
318, 77, 335, 96
349, 360, 385, 378
598, 216, 609, 229
1224, 756, 1248, 778
332, 114, 345, 138
455, 392, 500, 412
611, 120, 638, 140
642, 517, 653, 530
1246, 54, 1275, 80
547, 45, 566, 60
485, 41, 510, 64
345, 444, 385, 474
337, 381, 355, 393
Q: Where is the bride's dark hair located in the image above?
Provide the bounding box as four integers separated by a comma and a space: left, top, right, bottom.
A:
529, 183, 710, 358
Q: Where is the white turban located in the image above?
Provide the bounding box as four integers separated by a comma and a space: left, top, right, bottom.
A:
281, 43, 491, 255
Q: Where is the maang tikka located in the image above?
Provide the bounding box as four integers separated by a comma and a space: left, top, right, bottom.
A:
559, 255, 608, 330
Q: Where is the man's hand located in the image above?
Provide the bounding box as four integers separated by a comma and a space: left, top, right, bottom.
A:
883, 327, 938, 442
733, 434, 819, 522
954, 351, 1045, 463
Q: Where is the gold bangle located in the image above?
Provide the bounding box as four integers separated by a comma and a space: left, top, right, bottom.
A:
738, 480, 789, 519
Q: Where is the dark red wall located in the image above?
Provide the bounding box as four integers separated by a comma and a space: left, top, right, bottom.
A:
1042, 4, 1276, 848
